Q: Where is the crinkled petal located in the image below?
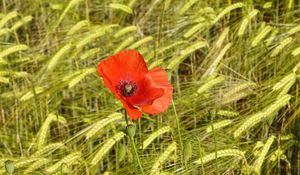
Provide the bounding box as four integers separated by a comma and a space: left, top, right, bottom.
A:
125, 77, 164, 106
141, 67, 173, 114
120, 99, 142, 120
97, 50, 148, 89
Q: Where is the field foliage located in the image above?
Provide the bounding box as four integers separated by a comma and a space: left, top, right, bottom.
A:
1, 0, 300, 174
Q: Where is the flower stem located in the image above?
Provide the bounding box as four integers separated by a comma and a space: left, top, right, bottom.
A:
124, 112, 145, 175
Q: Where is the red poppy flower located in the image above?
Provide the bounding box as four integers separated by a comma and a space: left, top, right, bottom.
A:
97, 50, 173, 120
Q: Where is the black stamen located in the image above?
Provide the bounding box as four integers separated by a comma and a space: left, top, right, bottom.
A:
118, 80, 138, 97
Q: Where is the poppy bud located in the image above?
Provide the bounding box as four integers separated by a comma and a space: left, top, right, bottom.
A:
5, 160, 15, 175
126, 124, 136, 138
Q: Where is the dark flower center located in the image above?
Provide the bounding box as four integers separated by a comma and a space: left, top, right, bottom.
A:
118, 80, 138, 97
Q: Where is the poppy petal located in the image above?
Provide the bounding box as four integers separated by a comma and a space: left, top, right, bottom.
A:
120, 99, 142, 120
141, 67, 173, 114
97, 65, 117, 93
97, 50, 148, 89
125, 80, 164, 106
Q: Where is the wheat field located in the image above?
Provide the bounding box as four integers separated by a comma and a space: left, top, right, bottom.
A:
0, 0, 300, 174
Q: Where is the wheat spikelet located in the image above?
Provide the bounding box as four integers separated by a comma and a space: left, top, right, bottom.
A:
10, 16, 32, 31
195, 149, 245, 164
150, 142, 177, 175
1, 90, 22, 98
85, 113, 122, 140
149, 59, 164, 69
215, 27, 229, 48
20, 86, 44, 101
253, 141, 264, 154
128, 0, 137, 7
238, 18, 249, 37
146, 41, 187, 62
164, 0, 171, 10
217, 110, 239, 117
67, 20, 89, 36
157, 41, 188, 55
129, 36, 153, 49
68, 68, 95, 88
263, 94, 291, 117
0, 44, 28, 59
205, 43, 232, 76
253, 136, 275, 173
234, 95, 291, 138
265, 29, 279, 46
0, 76, 9, 84
167, 41, 207, 69
11, 71, 28, 78
46, 152, 82, 174
197, 76, 225, 95
206, 120, 233, 133
76, 25, 117, 49
114, 25, 137, 38
222, 91, 252, 105
91, 132, 125, 166
46, 43, 73, 72
288, 0, 294, 9
0, 71, 28, 79
291, 46, 300, 56
233, 112, 265, 138
179, 41, 208, 56
62, 69, 83, 82
248, 9, 260, 18
141, 126, 171, 150
80, 48, 100, 60
212, 3, 244, 24
11, 57, 31, 64
263, 2, 272, 8
269, 149, 284, 162
183, 23, 206, 39
24, 158, 50, 174
0, 158, 16, 168
278, 80, 294, 97
117, 143, 127, 162
37, 114, 67, 149
0, 71, 8, 76
109, 3, 133, 14
0, 28, 10, 37
198, 7, 215, 14
0, 11, 18, 29
33, 142, 65, 157
280, 134, 294, 141
12, 158, 39, 171
114, 36, 135, 53
238, 9, 259, 36
57, 0, 84, 27
0, 58, 7, 65
270, 37, 293, 57
192, 16, 206, 23
288, 25, 300, 35
272, 73, 296, 90
179, 0, 198, 15
251, 25, 272, 47
224, 82, 256, 98
293, 61, 300, 72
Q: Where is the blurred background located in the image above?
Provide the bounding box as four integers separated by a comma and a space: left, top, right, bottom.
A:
0, 0, 300, 174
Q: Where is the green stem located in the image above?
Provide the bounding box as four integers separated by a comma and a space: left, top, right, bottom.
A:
124, 112, 145, 175
210, 110, 219, 174
172, 101, 183, 153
